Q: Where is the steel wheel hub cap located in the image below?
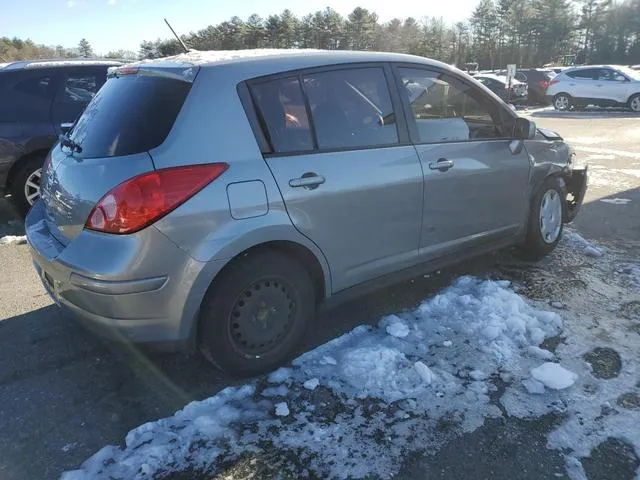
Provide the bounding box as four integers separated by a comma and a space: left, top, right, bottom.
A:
631, 97, 640, 112
540, 189, 562, 244
555, 96, 568, 110
229, 279, 296, 357
24, 168, 42, 206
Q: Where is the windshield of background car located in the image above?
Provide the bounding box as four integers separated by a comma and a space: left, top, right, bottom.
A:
67, 74, 192, 159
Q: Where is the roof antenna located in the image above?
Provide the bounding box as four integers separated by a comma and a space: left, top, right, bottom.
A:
164, 18, 190, 53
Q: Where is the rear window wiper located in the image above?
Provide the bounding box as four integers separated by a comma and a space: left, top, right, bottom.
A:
59, 133, 82, 153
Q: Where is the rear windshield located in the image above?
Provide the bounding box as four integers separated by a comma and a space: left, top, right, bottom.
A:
68, 74, 191, 159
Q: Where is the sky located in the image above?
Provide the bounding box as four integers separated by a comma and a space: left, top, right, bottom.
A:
0, 0, 476, 55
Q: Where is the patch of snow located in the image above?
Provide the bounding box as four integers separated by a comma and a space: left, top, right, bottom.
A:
530, 363, 577, 390
442, 340, 453, 347
565, 137, 612, 145
303, 378, 320, 391
384, 315, 410, 338
268, 367, 293, 384
618, 264, 640, 289
575, 146, 640, 159
414, 361, 436, 385
320, 355, 337, 366
528, 345, 555, 361
550, 301, 565, 309
0, 235, 26, 245
62, 443, 76, 453
261, 385, 288, 397
64, 276, 566, 480
274, 402, 290, 417
599, 198, 631, 205
522, 378, 546, 394
563, 231, 603, 258
131, 48, 326, 67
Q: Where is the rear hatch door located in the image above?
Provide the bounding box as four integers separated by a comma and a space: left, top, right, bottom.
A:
41, 66, 195, 244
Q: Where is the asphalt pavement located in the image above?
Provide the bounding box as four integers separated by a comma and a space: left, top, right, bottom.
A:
0, 110, 639, 480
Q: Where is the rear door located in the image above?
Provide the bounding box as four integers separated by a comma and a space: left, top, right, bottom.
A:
51, 66, 107, 135
394, 65, 531, 258
249, 65, 423, 293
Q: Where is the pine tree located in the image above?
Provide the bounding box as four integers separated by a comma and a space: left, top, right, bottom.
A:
78, 38, 93, 57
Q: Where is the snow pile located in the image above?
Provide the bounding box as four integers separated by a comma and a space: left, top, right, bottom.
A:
563, 230, 603, 257
62, 277, 567, 480
0, 235, 26, 245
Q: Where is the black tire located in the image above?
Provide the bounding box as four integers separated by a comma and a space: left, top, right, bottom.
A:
553, 93, 572, 111
628, 93, 640, 113
9, 155, 45, 217
199, 250, 315, 377
522, 177, 566, 258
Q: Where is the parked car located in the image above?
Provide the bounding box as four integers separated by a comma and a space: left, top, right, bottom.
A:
546, 64, 640, 111
474, 74, 528, 103
513, 69, 555, 104
0, 58, 121, 215
26, 50, 587, 376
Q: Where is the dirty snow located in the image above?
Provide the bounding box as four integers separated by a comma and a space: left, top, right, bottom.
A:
384, 315, 410, 338
599, 198, 631, 205
0, 235, 26, 245
303, 378, 320, 391
564, 230, 603, 257
530, 362, 578, 390
63, 277, 571, 480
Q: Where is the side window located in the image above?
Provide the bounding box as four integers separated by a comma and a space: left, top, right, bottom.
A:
567, 69, 596, 80
607, 70, 628, 82
251, 77, 313, 154
302, 68, 398, 150
13, 76, 53, 99
398, 68, 506, 143
63, 74, 99, 102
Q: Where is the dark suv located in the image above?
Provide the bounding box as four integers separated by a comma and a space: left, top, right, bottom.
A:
0, 59, 120, 214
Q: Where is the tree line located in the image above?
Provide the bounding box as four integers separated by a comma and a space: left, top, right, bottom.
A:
3, 0, 640, 69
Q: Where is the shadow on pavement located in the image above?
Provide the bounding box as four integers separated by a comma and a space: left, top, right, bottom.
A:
573, 186, 640, 248
0, 250, 506, 479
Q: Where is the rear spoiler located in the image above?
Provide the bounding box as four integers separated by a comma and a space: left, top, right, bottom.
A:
107, 64, 199, 82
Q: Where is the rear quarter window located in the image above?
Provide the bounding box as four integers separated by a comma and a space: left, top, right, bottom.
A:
68, 74, 191, 159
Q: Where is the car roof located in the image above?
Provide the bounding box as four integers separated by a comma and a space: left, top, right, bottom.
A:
126, 49, 454, 75
1, 58, 122, 71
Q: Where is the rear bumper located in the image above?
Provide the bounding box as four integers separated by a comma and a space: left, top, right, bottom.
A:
25, 201, 224, 347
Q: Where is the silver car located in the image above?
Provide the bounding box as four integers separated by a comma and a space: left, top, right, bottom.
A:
25, 50, 588, 376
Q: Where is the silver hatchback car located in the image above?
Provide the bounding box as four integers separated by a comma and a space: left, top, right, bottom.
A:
26, 50, 587, 375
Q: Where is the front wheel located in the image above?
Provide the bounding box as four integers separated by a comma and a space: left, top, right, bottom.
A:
553, 94, 572, 111
522, 177, 566, 258
199, 250, 315, 377
628, 94, 640, 113
9, 156, 45, 217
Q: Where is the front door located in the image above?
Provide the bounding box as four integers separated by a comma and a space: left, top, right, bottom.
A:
249, 66, 423, 293
394, 66, 531, 257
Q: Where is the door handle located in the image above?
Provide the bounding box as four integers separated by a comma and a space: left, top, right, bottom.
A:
428, 158, 454, 172
289, 173, 325, 189
595, 84, 603, 87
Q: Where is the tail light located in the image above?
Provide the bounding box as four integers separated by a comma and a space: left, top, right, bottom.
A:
547, 78, 559, 90
86, 163, 228, 234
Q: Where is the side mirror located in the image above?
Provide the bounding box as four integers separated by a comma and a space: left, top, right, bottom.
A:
514, 117, 537, 140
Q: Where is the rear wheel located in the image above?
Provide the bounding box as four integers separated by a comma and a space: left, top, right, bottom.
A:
628, 94, 640, 113
9, 156, 45, 217
553, 93, 572, 111
199, 250, 315, 377
522, 177, 566, 258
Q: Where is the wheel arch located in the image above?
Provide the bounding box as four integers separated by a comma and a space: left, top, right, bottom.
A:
5, 148, 49, 191
181, 236, 331, 351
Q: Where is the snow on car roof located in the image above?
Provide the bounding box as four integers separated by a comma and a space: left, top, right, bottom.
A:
3, 59, 121, 70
